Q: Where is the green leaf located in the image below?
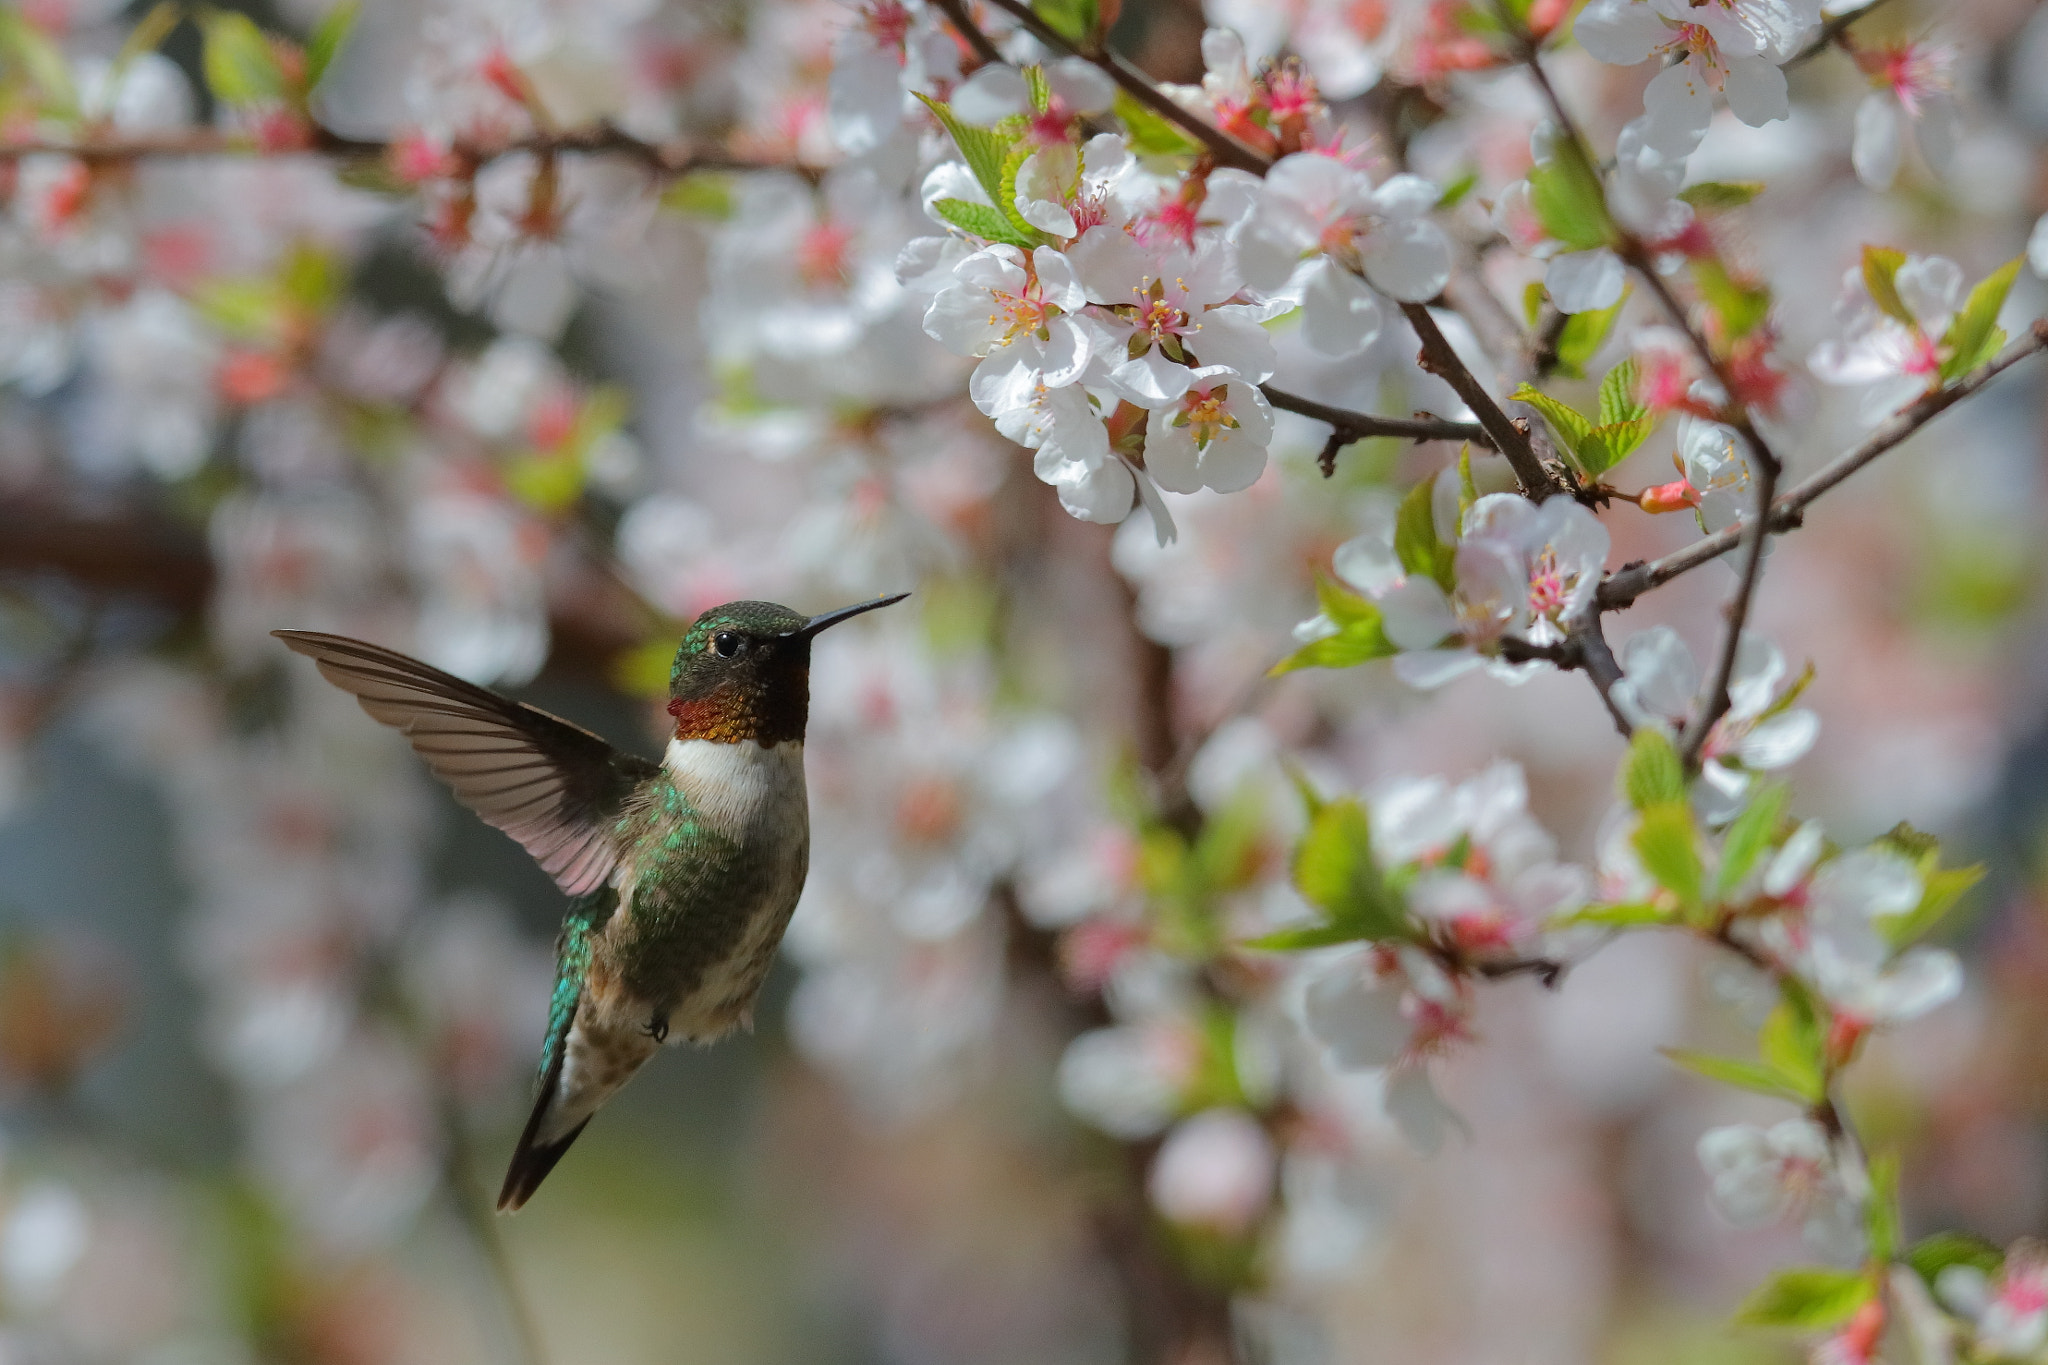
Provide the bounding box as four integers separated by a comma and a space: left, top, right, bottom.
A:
1280, 758, 1327, 822
1508, 383, 1591, 466
1293, 799, 1407, 940
1758, 1000, 1823, 1102
1716, 782, 1788, 897
1598, 358, 1648, 425
0, 9, 77, 114
1393, 476, 1455, 590
931, 196, 1037, 248
1269, 618, 1398, 674
1661, 1049, 1808, 1100
1883, 863, 1984, 947
200, 9, 288, 105
1939, 256, 2022, 383
1553, 901, 1672, 928
1621, 729, 1685, 811
1437, 167, 1479, 209
1905, 1232, 2004, 1287
1632, 802, 1703, 910
113, 3, 182, 80
1115, 90, 1200, 158
1242, 921, 1375, 952
1577, 418, 1656, 476
1678, 181, 1764, 212
995, 138, 1040, 237
916, 92, 1017, 211
306, 0, 360, 90
1457, 444, 1479, 513
1522, 280, 1545, 330
1553, 288, 1627, 379
1032, 0, 1097, 44
661, 172, 735, 218
1861, 245, 1914, 328
1736, 1267, 1875, 1329
1693, 258, 1772, 340
1022, 63, 1051, 114
1528, 143, 1611, 252
280, 242, 342, 313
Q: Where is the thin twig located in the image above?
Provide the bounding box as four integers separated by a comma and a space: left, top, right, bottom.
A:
928, 0, 1007, 69
1400, 302, 1557, 497
1788, 0, 1903, 65
973, 0, 1274, 173
1498, 607, 1633, 738
1597, 320, 2048, 609
1677, 457, 1776, 766
1261, 385, 1492, 476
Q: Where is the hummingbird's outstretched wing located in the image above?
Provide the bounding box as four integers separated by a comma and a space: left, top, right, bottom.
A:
273, 630, 658, 896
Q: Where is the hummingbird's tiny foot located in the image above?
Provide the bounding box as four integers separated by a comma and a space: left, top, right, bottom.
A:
643, 1012, 670, 1044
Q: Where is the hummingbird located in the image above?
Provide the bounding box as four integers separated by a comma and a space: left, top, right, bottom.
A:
273, 593, 908, 1211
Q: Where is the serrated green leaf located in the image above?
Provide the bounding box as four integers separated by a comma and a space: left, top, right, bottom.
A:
1621, 729, 1685, 811
1939, 257, 2022, 383
1269, 618, 1399, 674
1578, 418, 1656, 476
1437, 168, 1479, 209
0, 10, 77, 114
995, 139, 1041, 237
1598, 358, 1648, 425
201, 10, 288, 105
1553, 901, 1672, 928
931, 196, 1036, 247
1633, 802, 1703, 909
1905, 1232, 2004, 1287
1293, 799, 1407, 940
1716, 782, 1788, 896
1661, 1048, 1808, 1100
306, 0, 360, 89
1693, 258, 1772, 340
1528, 143, 1611, 252
1393, 476, 1455, 590
1114, 89, 1199, 158
916, 92, 1018, 211
1758, 1001, 1823, 1102
1554, 287, 1627, 379
1032, 0, 1097, 43
1883, 863, 1984, 947
661, 172, 735, 218
1736, 1267, 1875, 1329
1242, 922, 1374, 951
1508, 383, 1592, 465
1861, 245, 1913, 328
1678, 181, 1764, 211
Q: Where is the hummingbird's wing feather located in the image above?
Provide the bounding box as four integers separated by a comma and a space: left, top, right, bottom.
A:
273, 630, 659, 896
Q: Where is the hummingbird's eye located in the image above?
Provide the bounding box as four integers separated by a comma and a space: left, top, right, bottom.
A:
711, 631, 741, 658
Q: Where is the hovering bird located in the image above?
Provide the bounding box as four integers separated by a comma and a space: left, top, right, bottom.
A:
274, 594, 908, 1210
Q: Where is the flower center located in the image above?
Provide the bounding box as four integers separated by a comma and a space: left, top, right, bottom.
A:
1175, 385, 1238, 449
1526, 545, 1569, 617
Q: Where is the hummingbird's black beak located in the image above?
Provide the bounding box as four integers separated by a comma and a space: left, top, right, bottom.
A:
795, 592, 911, 638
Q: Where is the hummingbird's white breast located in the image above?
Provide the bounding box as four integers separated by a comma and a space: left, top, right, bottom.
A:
661, 736, 808, 842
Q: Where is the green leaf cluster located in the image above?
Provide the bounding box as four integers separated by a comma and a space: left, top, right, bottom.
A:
915, 92, 1048, 250
1667, 986, 1827, 1103
1736, 1266, 1875, 1329
1137, 787, 1271, 959
1269, 578, 1399, 675
200, 3, 359, 111
1938, 257, 2021, 383
1246, 795, 1408, 950
1511, 356, 1656, 479
1527, 142, 1611, 252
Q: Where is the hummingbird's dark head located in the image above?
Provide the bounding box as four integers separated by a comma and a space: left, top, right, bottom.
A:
666, 594, 908, 745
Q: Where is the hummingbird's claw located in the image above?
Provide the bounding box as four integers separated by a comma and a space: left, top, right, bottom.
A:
643, 1012, 670, 1044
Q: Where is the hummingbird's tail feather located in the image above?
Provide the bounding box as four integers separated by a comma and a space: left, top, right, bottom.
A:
498, 1091, 590, 1212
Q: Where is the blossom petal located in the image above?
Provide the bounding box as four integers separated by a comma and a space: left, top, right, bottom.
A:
1545, 249, 1627, 314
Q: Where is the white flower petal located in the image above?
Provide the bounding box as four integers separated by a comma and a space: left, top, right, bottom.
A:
1545, 248, 1627, 314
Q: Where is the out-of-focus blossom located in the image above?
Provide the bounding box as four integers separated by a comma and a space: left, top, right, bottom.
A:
1848, 40, 1957, 190
1611, 629, 1818, 820
1576, 0, 1821, 156
1937, 1243, 2048, 1359
1697, 1118, 1863, 1256
1809, 254, 1960, 417
1148, 1108, 1276, 1234
1239, 153, 1452, 309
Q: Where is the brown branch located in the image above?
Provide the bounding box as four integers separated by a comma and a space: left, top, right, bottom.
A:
1678, 457, 1775, 766
973, 0, 1274, 173
927, 0, 1007, 70
0, 124, 807, 180
1400, 302, 1557, 498
1262, 384, 1491, 476
1789, 0, 1904, 65
1597, 320, 2048, 610
1497, 607, 1633, 738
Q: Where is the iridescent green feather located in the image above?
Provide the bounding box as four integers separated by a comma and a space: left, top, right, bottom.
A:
537, 887, 617, 1083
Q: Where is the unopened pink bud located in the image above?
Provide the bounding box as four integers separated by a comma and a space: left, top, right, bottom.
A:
1638, 479, 1698, 514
